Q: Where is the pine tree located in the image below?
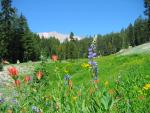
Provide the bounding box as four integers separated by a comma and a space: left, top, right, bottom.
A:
126, 24, 135, 47
144, 0, 150, 41
0, 0, 16, 60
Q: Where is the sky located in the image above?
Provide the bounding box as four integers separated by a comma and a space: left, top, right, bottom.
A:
12, 0, 145, 36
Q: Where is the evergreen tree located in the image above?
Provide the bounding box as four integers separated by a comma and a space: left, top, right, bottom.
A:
0, 0, 16, 60
126, 24, 135, 47
144, 0, 150, 41
69, 32, 74, 41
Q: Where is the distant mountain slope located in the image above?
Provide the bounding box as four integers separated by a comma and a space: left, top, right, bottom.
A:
117, 42, 150, 55
37, 32, 81, 42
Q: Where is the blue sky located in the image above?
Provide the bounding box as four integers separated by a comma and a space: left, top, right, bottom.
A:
12, 0, 145, 36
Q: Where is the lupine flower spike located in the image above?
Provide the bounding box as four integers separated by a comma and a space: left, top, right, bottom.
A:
88, 35, 99, 83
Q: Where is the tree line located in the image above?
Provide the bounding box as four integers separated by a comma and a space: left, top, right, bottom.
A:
0, 0, 41, 63
40, 17, 150, 59
0, 0, 150, 63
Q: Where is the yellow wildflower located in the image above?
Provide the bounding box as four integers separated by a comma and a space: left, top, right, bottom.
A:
143, 83, 150, 90
81, 63, 90, 68
104, 80, 109, 86
72, 96, 77, 101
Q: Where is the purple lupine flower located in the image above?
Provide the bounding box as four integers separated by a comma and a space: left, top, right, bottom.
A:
64, 74, 71, 80
88, 51, 93, 55
64, 74, 71, 86
32, 106, 40, 113
12, 98, 17, 104
88, 47, 92, 52
88, 55, 93, 59
88, 36, 98, 81
0, 98, 4, 103
91, 61, 97, 66
92, 53, 97, 57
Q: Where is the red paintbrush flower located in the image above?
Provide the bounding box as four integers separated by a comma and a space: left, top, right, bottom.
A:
36, 71, 43, 80
94, 79, 99, 84
8, 67, 18, 80
15, 80, 20, 87
24, 76, 31, 84
51, 55, 58, 61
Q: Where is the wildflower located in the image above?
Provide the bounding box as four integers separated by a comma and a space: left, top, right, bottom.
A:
64, 74, 71, 86
36, 71, 43, 80
12, 98, 17, 104
94, 79, 99, 84
88, 48, 92, 51
64, 74, 71, 80
8, 67, 18, 80
104, 80, 109, 86
24, 76, 31, 84
32, 106, 41, 113
15, 80, 20, 87
72, 96, 77, 101
64, 74, 73, 89
0, 98, 4, 104
108, 89, 114, 95
51, 54, 58, 61
143, 83, 150, 90
88, 35, 99, 82
81, 63, 90, 68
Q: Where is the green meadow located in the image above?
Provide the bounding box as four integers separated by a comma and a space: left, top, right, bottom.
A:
1, 53, 150, 113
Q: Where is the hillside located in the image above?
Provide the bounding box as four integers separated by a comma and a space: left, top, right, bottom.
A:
117, 42, 150, 55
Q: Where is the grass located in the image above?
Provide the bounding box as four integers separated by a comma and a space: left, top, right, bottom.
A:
0, 54, 150, 112
37, 54, 150, 86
